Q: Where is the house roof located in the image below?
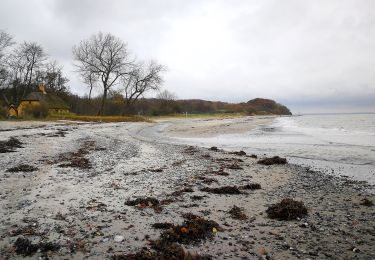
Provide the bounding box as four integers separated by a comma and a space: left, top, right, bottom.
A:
22, 92, 70, 109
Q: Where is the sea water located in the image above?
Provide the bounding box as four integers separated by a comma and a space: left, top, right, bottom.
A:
172, 114, 375, 185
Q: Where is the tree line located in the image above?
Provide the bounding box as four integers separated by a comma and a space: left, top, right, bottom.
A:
0, 30, 291, 117
0, 30, 166, 116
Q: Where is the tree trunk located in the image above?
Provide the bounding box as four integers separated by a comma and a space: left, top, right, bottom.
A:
97, 88, 107, 116
88, 85, 93, 100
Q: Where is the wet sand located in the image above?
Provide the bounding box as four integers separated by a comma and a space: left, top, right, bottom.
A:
161, 116, 276, 138
0, 120, 374, 259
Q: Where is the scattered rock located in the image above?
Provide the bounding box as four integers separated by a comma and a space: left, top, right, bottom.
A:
258, 156, 287, 165
209, 146, 219, 151
266, 198, 308, 220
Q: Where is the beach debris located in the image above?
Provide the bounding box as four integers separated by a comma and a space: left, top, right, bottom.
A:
13, 237, 60, 257
249, 154, 258, 158
227, 163, 243, 170
228, 206, 247, 220
149, 168, 163, 173
209, 146, 219, 151
210, 168, 230, 176
201, 186, 242, 194
6, 164, 38, 173
152, 222, 174, 229
13, 237, 38, 256
171, 187, 194, 196
160, 213, 221, 244
47, 129, 67, 137
0, 137, 23, 153
194, 175, 218, 184
230, 150, 247, 156
258, 156, 287, 165
114, 214, 217, 259
58, 140, 96, 169
184, 146, 198, 155
114, 241, 211, 260
86, 199, 107, 211
125, 197, 162, 212
266, 198, 308, 220
359, 198, 373, 207
191, 195, 206, 201
241, 183, 261, 190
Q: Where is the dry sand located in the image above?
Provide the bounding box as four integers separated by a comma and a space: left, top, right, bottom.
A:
0, 119, 374, 259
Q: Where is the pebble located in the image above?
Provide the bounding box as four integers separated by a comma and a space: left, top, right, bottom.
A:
114, 235, 124, 242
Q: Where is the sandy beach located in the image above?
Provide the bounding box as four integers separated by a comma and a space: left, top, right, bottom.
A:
0, 118, 374, 259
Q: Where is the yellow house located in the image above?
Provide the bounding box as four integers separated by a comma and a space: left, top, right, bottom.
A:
18, 84, 70, 117
8, 104, 18, 117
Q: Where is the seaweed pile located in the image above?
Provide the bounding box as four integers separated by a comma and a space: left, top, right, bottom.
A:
266, 198, 308, 220
0, 137, 23, 153
258, 156, 287, 165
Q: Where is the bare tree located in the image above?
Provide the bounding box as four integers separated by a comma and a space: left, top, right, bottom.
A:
157, 89, 177, 101
37, 60, 69, 94
123, 60, 166, 113
0, 30, 13, 60
0, 30, 14, 85
73, 32, 132, 115
3, 41, 46, 106
82, 71, 98, 100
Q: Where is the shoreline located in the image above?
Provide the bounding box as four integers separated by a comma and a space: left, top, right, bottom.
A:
0, 121, 374, 259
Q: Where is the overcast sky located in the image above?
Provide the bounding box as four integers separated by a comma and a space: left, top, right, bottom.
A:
1, 0, 374, 113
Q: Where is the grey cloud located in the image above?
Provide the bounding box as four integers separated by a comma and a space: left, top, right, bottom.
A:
0, 0, 374, 113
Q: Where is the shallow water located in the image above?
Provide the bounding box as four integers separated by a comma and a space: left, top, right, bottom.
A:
148, 114, 375, 185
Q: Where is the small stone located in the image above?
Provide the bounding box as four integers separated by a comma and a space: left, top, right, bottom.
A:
114, 235, 124, 242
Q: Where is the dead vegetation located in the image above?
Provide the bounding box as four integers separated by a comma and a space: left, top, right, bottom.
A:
229, 150, 246, 156
209, 168, 230, 176
0, 137, 23, 153
201, 186, 242, 194
152, 222, 174, 229
228, 206, 247, 220
6, 164, 38, 173
241, 183, 261, 190
194, 175, 218, 184
125, 197, 165, 212
13, 237, 60, 257
114, 214, 219, 259
258, 156, 287, 165
160, 213, 221, 244
58, 140, 96, 169
171, 187, 194, 196
266, 198, 308, 220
